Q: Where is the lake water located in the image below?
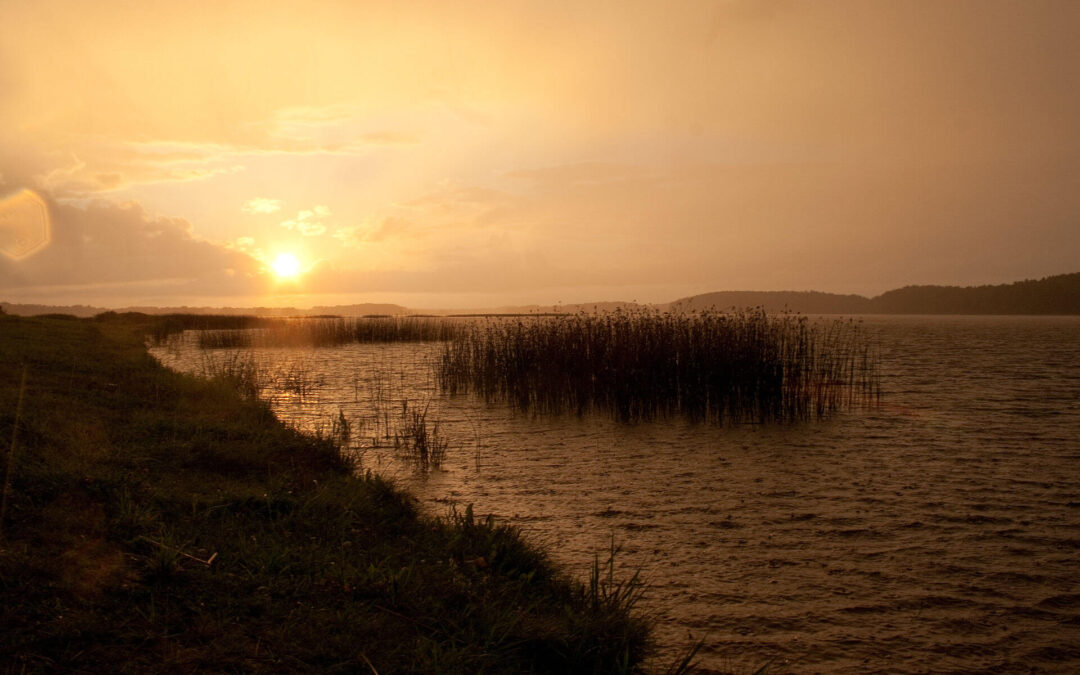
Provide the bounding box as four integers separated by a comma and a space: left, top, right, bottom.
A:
150, 315, 1080, 673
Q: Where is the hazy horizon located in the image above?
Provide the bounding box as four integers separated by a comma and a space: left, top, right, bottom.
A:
3, 1, 1080, 309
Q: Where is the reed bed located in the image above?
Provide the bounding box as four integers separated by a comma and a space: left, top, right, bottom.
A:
438, 309, 879, 424
133, 312, 273, 345
198, 316, 465, 349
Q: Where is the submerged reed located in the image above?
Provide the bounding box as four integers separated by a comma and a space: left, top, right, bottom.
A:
391, 399, 449, 471
198, 316, 465, 349
437, 309, 879, 424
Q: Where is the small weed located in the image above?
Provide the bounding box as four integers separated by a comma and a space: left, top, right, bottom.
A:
393, 399, 449, 471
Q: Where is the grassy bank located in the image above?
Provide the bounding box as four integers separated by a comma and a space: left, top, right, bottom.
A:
0, 314, 650, 673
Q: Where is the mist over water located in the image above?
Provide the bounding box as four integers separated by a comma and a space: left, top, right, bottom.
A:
152, 316, 1080, 673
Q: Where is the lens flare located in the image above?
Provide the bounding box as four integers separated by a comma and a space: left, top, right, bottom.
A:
0, 189, 51, 261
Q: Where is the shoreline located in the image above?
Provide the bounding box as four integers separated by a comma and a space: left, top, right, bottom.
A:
0, 314, 653, 673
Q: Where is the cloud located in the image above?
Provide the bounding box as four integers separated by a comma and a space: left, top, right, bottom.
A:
358, 131, 420, 145
0, 196, 266, 300
333, 216, 415, 247
505, 163, 654, 188
330, 185, 526, 254
281, 206, 331, 236
16, 118, 415, 198
331, 227, 363, 247
321, 157, 1080, 299
32, 146, 246, 197
242, 197, 283, 214
260, 106, 420, 149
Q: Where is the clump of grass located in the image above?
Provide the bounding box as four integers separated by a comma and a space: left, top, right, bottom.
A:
310, 408, 362, 472
392, 399, 449, 471
198, 316, 466, 349
587, 537, 645, 623
271, 356, 324, 401
198, 351, 265, 400
438, 309, 879, 424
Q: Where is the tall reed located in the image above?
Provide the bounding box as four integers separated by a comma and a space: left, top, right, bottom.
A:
437, 309, 879, 424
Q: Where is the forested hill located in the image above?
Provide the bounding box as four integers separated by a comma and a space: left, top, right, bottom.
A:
669, 273, 1080, 315
870, 272, 1080, 314
665, 291, 872, 314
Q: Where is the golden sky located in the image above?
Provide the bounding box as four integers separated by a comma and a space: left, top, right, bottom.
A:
2, 0, 1079, 308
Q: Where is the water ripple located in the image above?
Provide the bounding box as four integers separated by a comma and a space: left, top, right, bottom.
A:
151, 315, 1080, 673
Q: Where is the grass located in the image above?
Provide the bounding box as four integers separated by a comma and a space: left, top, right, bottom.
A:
438, 309, 879, 424
0, 314, 653, 673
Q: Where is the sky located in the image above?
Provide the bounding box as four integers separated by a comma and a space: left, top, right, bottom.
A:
1, 0, 1079, 309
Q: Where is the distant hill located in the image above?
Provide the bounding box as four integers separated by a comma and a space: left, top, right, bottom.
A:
869, 272, 1080, 314
666, 291, 871, 314
668, 273, 1080, 315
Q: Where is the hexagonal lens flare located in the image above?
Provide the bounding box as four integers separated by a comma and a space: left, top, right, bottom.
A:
0, 189, 51, 261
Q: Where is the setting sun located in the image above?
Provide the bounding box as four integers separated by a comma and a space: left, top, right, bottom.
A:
271, 253, 301, 279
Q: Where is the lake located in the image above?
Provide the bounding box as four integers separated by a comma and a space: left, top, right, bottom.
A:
150, 315, 1080, 673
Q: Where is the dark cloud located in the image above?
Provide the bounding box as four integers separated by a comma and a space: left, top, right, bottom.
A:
1, 196, 265, 299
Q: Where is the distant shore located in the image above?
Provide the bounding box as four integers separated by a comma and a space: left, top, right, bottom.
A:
4, 271, 1078, 318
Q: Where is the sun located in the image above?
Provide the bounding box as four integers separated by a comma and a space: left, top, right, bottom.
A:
271, 253, 302, 279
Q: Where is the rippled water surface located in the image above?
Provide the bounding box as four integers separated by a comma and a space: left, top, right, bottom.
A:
151, 316, 1080, 673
